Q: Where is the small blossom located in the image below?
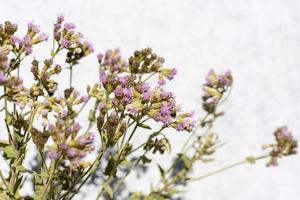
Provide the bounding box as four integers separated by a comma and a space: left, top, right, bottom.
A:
266, 127, 298, 167
27, 21, 40, 34
48, 150, 58, 160
76, 133, 95, 146
66, 148, 77, 158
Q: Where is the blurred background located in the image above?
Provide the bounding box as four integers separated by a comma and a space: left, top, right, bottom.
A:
1, 0, 299, 199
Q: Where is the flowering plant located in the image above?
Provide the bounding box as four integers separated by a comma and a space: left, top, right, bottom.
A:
0, 16, 297, 200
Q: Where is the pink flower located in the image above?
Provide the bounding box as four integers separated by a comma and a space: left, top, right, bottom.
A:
48, 150, 58, 160
0, 71, 7, 84
99, 71, 108, 84
64, 22, 76, 31
66, 148, 77, 158
27, 21, 40, 33
166, 68, 177, 80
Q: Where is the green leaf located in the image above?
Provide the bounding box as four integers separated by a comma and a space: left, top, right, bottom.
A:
157, 164, 165, 178
168, 188, 181, 195
103, 183, 113, 198
141, 155, 152, 164
120, 159, 131, 167
177, 153, 191, 169
104, 155, 115, 176
246, 156, 256, 164
5, 113, 12, 125
138, 123, 152, 130
4, 145, 17, 158
15, 165, 26, 172
0, 140, 9, 148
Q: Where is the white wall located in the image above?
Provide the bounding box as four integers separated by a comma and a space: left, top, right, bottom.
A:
1, 0, 299, 199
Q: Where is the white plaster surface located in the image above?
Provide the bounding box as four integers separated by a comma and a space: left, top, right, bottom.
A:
1, 0, 299, 199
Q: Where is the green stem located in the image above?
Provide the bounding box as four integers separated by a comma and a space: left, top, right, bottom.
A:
60, 146, 108, 200
193, 154, 270, 181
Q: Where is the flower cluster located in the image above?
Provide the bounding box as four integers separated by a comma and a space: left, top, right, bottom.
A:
53, 15, 93, 64
96, 48, 195, 132
0, 17, 297, 200
10, 21, 48, 55
264, 127, 298, 167
44, 120, 95, 169
30, 58, 62, 97
98, 48, 128, 74
0, 48, 23, 89
202, 69, 233, 113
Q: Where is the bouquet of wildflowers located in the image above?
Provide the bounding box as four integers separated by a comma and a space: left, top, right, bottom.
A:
0, 16, 297, 200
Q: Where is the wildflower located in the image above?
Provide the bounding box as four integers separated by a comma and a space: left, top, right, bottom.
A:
27, 21, 40, 34
48, 150, 59, 160
266, 127, 298, 167
76, 133, 95, 146
98, 48, 128, 73
202, 70, 233, 113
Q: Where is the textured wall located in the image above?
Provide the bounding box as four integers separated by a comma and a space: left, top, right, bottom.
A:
1, 0, 299, 199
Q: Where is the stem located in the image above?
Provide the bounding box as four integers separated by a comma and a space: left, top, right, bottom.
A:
69, 64, 73, 89
0, 170, 9, 191
60, 146, 107, 200
40, 160, 57, 199
193, 154, 270, 181
180, 112, 214, 154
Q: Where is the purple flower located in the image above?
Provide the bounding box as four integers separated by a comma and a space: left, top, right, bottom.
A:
10, 36, 22, 46
77, 133, 95, 146
66, 148, 77, 158
175, 119, 196, 132
166, 68, 177, 80
218, 70, 233, 87
142, 90, 152, 101
48, 150, 58, 160
122, 87, 134, 104
27, 22, 40, 33
61, 38, 70, 48
118, 75, 129, 85
64, 22, 76, 31
97, 53, 104, 63
47, 123, 55, 132
59, 143, 68, 150
114, 86, 123, 97
25, 47, 33, 55
36, 33, 49, 42
0, 71, 7, 84
158, 79, 166, 86
98, 103, 106, 112
78, 151, 87, 158
23, 35, 32, 46
80, 95, 89, 103
57, 14, 65, 23
72, 122, 81, 132
99, 71, 108, 84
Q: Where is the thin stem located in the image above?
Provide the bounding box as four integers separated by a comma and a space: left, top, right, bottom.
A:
69, 64, 74, 89
60, 146, 107, 200
0, 169, 10, 194
193, 154, 270, 181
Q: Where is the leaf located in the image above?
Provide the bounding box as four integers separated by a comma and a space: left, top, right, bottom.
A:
120, 159, 131, 167
0, 140, 9, 148
141, 155, 152, 164
103, 183, 113, 198
4, 145, 17, 158
104, 155, 115, 176
157, 164, 165, 178
15, 165, 26, 172
168, 188, 181, 195
177, 153, 191, 169
246, 156, 256, 164
5, 113, 12, 125
138, 123, 152, 130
